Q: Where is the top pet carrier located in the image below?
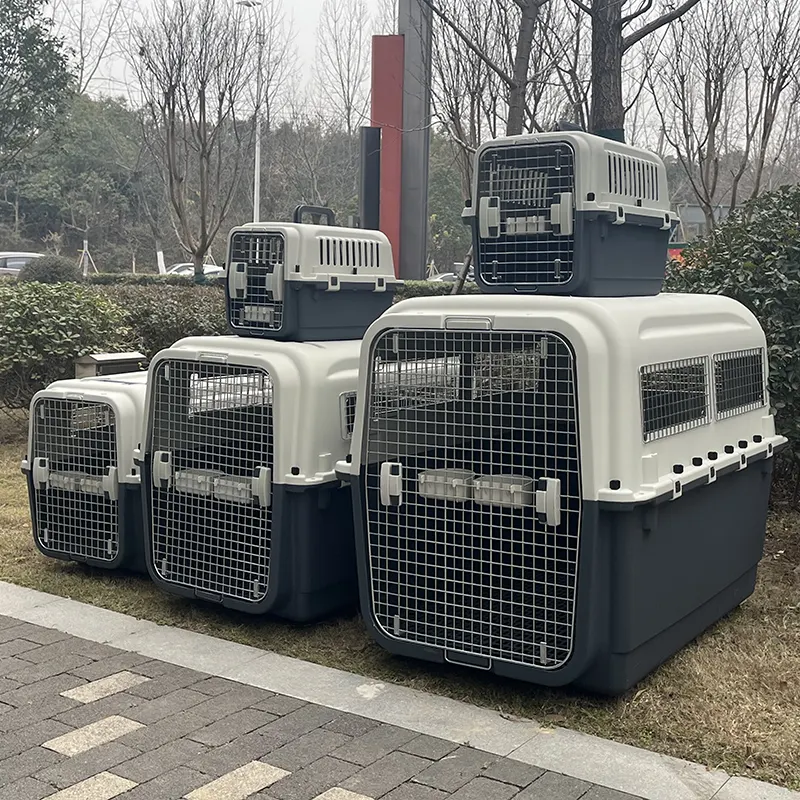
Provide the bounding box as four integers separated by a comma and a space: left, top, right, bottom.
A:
22, 372, 148, 572
463, 131, 672, 296
338, 293, 786, 694
226, 207, 401, 341
139, 335, 361, 622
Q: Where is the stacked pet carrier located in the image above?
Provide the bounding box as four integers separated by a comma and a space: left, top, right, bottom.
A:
340, 132, 786, 693
138, 207, 401, 621
23, 372, 148, 572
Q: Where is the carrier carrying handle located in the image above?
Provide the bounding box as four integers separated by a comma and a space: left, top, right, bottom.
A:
293, 205, 336, 226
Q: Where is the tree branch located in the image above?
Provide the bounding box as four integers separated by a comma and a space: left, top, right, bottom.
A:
566, 0, 592, 16
623, 0, 702, 50
621, 0, 654, 27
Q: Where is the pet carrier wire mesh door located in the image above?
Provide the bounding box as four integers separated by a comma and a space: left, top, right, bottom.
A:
148, 360, 274, 606
362, 328, 581, 672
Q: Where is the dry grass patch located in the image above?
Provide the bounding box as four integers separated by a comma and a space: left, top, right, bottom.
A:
1, 432, 799, 789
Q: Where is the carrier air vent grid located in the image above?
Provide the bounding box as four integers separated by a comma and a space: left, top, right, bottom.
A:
714, 348, 766, 420
640, 356, 711, 442
476, 142, 575, 286
364, 329, 581, 669
32, 399, 118, 561
607, 153, 660, 202
320, 237, 381, 269
150, 360, 274, 602
341, 392, 357, 439
229, 231, 284, 331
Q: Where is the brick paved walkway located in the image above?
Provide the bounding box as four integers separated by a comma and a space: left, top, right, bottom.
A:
0, 614, 642, 800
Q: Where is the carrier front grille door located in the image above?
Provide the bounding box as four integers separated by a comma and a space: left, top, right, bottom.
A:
364, 329, 581, 670
32, 399, 119, 561
150, 360, 274, 602
229, 231, 285, 332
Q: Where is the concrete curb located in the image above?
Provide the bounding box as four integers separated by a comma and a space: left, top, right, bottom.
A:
0, 580, 795, 800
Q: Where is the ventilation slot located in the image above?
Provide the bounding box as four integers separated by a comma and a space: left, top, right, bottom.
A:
340, 392, 358, 439
607, 153, 659, 202
319, 237, 381, 269
641, 357, 710, 441
714, 348, 766, 419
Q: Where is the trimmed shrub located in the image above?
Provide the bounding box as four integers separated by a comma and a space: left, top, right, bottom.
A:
88, 273, 225, 287
18, 254, 83, 284
665, 184, 800, 463
0, 283, 133, 410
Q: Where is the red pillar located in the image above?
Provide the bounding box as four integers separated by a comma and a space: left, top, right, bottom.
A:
371, 35, 404, 277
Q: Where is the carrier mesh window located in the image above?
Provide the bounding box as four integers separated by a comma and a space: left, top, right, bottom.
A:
476, 142, 575, 286
228, 231, 284, 331
364, 329, 581, 670
714, 348, 766, 419
640, 357, 710, 441
32, 399, 118, 562
341, 392, 357, 439
150, 360, 273, 603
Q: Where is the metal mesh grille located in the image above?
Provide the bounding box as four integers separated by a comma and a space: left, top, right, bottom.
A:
228, 231, 284, 332
341, 392, 358, 439
149, 360, 274, 603
363, 330, 581, 670
31, 399, 118, 561
714, 348, 766, 419
641, 357, 710, 442
476, 142, 575, 286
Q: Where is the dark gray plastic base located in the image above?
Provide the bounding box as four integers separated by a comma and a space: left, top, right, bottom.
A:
472, 210, 669, 297
227, 281, 397, 341
141, 465, 357, 622
352, 457, 774, 695
26, 476, 146, 572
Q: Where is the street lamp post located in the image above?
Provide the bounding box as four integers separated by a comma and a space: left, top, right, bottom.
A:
238, 0, 263, 223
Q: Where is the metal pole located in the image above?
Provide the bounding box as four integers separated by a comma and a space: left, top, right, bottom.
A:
253, 34, 263, 223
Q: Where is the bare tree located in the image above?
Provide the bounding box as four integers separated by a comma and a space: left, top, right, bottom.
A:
129, 0, 259, 279
375, 0, 398, 33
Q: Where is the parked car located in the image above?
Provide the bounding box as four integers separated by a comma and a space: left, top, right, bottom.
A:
165, 262, 224, 277
0, 251, 43, 277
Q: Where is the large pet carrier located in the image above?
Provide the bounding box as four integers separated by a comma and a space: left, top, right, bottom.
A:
339, 294, 786, 694
23, 372, 148, 571
226, 212, 400, 340
140, 336, 361, 622
462, 131, 672, 296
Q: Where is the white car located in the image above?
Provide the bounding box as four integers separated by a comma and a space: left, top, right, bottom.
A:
166, 262, 224, 277
0, 251, 43, 277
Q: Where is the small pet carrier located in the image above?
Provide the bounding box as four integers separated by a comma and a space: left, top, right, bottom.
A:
226, 206, 401, 341
462, 131, 672, 296
23, 372, 148, 571
339, 293, 785, 694
140, 335, 361, 622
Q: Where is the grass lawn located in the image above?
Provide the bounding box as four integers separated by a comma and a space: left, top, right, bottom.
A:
1, 429, 799, 790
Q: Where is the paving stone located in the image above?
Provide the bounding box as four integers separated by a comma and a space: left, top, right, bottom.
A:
127, 661, 205, 681
449, 776, 521, 800
481, 759, 546, 787
0, 746, 64, 786
581, 788, 642, 800
0, 639, 40, 659
45, 771, 136, 799
5, 624, 69, 645
21, 638, 119, 665
190, 676, 249, 696
0, 675, 23, 694
6, 653, 95, 685
0, 616, 23, 630
71, 652, 150, 681
185, 732, 274, 778
400, 735, 459, 761
0, 695, 79, 734
43, 716, 144, 756
185, 761, 289, 800
252, 695, 307, 716
62, 671, 150, 704
0, 656, 36, 678
113, 766, 212, 800
0, 674, 85, 709
0, 701, 12, 715
0, 776, 56, 800
117, 709, 208, 752
255, 704, 340, 746
323, 713, 380, 738
267, 756, 360, 800
382, 784, 450, 800
190, 708, 279, 746
342, 751, 432, 798
53, 692, 143, 729
124, 688, 208, 723
125, 671, 206, 700
516, 772, 593, 799
331, 724, 418, 767
191, 686, 273, 723
112, 737, 207, 782
0, 719, 75, 760
35, 742, 141, 789
264, 729, 352, 771
413, 747, 497, 793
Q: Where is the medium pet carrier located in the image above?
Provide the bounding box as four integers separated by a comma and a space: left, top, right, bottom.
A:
140, 335, 361, 622
23, 372, 148, 571
339, 293, 786, 694
462, 131, 672, 296
226, 207, 400, 340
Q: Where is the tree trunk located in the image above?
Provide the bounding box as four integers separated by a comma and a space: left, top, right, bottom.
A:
506, 0, 540, 136
193, 252, 205, 284
590, 0, 625, 142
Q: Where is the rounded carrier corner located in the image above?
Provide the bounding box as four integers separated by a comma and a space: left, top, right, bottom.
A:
349, 299, 780, 694
141, 347, 358, 622
26, 377, 147, 573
